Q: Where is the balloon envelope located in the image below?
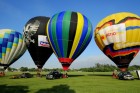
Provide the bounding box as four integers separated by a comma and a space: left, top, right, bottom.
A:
47, 11, 93, 70
0, 29, 26, 69
23, 16, 53, 69
94, 12, 140, 71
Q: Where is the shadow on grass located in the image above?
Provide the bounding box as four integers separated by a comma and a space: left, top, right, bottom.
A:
88, 73, 112, 77
36, 84, 75, 93
0, 84, 29, 93
134, 78, 140, 80
68, 75, 84, 77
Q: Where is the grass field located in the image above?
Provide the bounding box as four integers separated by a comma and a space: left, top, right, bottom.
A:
0, 71, 140, 93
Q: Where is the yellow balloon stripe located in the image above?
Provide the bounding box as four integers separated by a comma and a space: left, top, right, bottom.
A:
95, 34, 105, 50
0, 34, 4, 38
94, 12, 140, 51
13, 43, 17, 47
126, 29, 140, 42
69, 13, 84, 58
125, 20, 140, 27
96, 12, 139, 29
6, 48, 11, 52
2, 53, 5, 64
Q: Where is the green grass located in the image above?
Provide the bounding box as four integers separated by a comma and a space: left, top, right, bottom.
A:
0, 71, 140, 93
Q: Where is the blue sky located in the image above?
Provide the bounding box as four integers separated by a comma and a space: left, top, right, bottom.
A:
0, 0, 140, 69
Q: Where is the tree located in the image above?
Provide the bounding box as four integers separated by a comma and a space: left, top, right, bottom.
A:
28, 68, 36, 72
20, 67, 28, 72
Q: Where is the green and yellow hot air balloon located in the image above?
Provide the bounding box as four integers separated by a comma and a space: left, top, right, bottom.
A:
47, 11, 93, 70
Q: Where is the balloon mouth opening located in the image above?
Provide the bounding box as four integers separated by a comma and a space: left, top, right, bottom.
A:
119, 68, 127, 72
62, 63, 71, 71
37, 65, 43, 69
0, 64, 8, 70
58, 58, 73, 71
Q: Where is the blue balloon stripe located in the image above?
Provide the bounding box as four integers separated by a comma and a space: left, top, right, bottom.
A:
51, 14, 62, 57
0, 44, 2, 53
4, 33, 9, 38
48, 20, 59, 56
13, 37, 19, 44
14, 32, 18, 38
2, 47, 6, 53
14, 32, 19, 44
56, 11, 65, 57
85, 30, 93, 46
2, 38, 8, 47
0, 53, 2, 59
83, 29, 92, 45
18, 33, 22, 39
73, 21, 93, 59
75, 31, 92, 59
126, 26, 140, 31
8, 34, 14, 42
0, 39, 2, 44
7, 42, 13, 48
72, 15, 88, 58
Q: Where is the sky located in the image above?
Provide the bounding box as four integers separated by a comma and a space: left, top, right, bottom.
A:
0, 0, 140, 69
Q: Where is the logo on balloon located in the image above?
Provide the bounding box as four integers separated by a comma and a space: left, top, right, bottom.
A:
23, 20, 40, 45
38, 35, 50, 48
99, 23, 126, 45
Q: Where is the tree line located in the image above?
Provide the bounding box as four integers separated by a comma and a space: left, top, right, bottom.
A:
79, 63, 140, 72
2, 63, 140, 72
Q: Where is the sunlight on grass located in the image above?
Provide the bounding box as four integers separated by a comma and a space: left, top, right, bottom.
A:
0, 72, 140, 93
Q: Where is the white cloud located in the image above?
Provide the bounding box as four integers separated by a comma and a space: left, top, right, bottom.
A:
11, 51, 140, 69
70, 52, 140, 69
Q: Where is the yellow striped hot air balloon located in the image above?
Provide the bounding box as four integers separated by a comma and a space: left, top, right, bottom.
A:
94, 12, 140, 73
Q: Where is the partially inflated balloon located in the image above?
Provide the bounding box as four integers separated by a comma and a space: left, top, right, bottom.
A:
23, 16, 53, 69
94, 12, 140, 72
0, 29, 26, 69
47, 11, 93, 70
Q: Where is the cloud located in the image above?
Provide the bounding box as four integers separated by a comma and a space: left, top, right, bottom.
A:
11, 51, 140, 69
70, 52, 140, 69
70, 54, 114, 69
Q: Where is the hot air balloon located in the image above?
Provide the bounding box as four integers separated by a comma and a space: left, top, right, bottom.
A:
94, 12, 140, 75
47, 11, 93, 71
0, 29, 26, 74
23, 16, 53, 74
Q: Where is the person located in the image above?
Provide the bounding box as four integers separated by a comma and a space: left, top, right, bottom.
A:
63, 73, 68, 78
36, 72, 42, 77
112, 70, 118, 79
65, 73, 68, 78
0, 71, 5, 76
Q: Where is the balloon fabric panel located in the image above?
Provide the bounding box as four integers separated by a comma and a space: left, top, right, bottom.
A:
0, 29, 26, 68
94, 12, 140, 70
9, 34, 26, 65
72, 16, 93, 59
61, 12, 71, 57
47, 11, 93, 70
73, 20, 93, 59
23, 16, 53, 69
